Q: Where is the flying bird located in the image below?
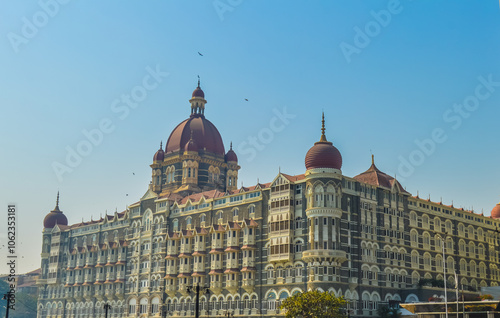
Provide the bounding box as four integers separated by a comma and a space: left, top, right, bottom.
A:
198, 52, 203, 56
132, 173, 135, 175
244, 99, 249, 101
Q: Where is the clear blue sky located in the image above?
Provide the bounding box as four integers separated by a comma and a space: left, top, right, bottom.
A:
1, 1, 499, 273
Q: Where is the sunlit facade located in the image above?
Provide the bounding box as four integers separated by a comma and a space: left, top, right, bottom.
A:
37, 83, 500, 317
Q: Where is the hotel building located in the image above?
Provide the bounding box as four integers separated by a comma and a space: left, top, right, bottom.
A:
37, 82, 500, 317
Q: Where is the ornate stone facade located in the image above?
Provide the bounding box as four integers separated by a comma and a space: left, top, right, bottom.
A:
37, 84, 500, 318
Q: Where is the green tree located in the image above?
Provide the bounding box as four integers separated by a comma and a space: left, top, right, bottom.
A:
377, 305, 391, 318
279, 290, 347, 318
378, 305, 402, 318
389, 307, 402, 318
0, 280, 38, 318
11, 292, 38, 318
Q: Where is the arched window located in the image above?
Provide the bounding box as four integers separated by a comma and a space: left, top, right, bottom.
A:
139, 298, 148, 314
468, 226, 475, 239
411, 251, 419, 268
151, 298, 160, 314
423, 232, 431, 248
409, 212, 417, 226
434, 218, 441, 232
249, 205, 255, 217
436, 254, 443, 271
267, 292, 277, 310
143, 210, 152, 231
422, 215, 429, 228
469, 242, 476, 257
294, 240, 303, 253
314, 185, 324, 208
410, 230, 418, 247
128, 299, 137, 315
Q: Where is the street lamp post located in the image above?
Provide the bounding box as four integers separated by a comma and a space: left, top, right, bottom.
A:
159, 287, 168, 318
2, 292, 13, 318
186, 284, 210, 318
103, 303, 111, 318
439, 233, 449, 318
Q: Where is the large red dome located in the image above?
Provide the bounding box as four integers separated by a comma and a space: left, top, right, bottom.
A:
305, 114, 342, 170
166, 114, 225, 156
43, 195, 68, 228
43, 210, 68, 228
491, 203, 500, 219
305, 140, 342, 170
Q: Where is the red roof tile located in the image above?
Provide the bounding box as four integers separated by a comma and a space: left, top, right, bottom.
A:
354, 162, 409, 194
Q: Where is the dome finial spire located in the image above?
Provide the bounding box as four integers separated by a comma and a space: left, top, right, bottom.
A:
371, 154, 374, 165
160, 141, 162, 149
55, 191, 60, 210
320, 112, 327, 142
230, 141, 233, 150
197, 75, 200, 88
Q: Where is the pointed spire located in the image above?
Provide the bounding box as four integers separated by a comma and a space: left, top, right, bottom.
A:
197, 75, 201, 88
160, 141, 163, 149
371, 154, 375, 165
319, 112, 327, 142
230, 142, 233, 150
52, 191, 61, 212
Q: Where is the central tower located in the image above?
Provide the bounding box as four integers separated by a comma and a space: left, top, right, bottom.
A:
150, 81, 240, 195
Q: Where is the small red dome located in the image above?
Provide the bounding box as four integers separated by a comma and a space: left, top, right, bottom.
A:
153, 144, 164, 162
305, 140, 342, 170
192, 86, 205, 98
225, 145, 238, 163
184, 137, 198, 153
491, 203, 500, 219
